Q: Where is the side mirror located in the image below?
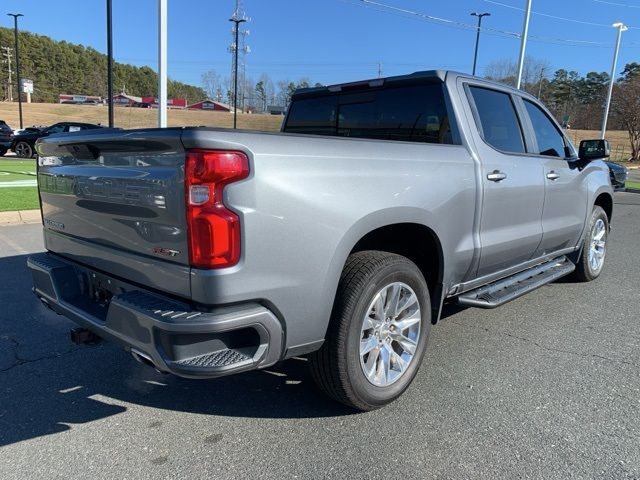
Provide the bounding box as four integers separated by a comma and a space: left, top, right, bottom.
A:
578, 139, 610, 161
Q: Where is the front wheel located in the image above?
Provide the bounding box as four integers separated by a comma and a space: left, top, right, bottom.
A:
14, 141, 33, 158
309, 251, 431, 411
573, 205, 609, 282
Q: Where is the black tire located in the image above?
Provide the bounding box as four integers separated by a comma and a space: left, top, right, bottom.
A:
572, 205, 609, 282
309, 251, 431, 411
0, 147, 6, 157
14, 141, 33, 158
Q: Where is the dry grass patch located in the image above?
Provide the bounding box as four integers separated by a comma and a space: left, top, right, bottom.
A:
0, 102, 283, 132
0, 102, 636, 163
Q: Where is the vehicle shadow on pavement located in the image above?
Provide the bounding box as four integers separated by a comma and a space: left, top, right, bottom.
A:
0, 254, 354, 447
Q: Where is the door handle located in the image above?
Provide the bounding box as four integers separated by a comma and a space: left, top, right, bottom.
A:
487, 170, 507, 182
546, 171, 560, 180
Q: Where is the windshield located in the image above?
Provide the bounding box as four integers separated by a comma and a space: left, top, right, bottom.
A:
45, 124, 67, 134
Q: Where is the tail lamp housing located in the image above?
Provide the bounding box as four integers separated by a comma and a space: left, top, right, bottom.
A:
185, 149, 249, 269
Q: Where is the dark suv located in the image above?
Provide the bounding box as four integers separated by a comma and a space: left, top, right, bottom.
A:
11, 121, 104, 158
0, 120, 14, 156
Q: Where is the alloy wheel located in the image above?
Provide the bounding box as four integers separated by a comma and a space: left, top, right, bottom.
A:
359, 282, 421, 387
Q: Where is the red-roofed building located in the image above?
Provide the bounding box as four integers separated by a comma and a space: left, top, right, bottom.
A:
187, 99, 231, 112
112, 93, 143, 106
59, 94, 103, 105
141, 97, 187, 109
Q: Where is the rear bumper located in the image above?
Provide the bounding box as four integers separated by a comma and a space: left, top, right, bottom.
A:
27, 252, 284, 378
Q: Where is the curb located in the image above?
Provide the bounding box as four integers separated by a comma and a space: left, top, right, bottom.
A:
625, 188, 640, 194
0, 209, 41, 226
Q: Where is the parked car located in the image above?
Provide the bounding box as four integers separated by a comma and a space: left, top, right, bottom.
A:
605, 161, 628, 190
0, 120, 14, 156
11, 121, 104, 158
29, 71, 613, 411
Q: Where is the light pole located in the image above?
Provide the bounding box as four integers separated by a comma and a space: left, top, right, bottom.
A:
158, 0, 167, 128
106, 0, 114, 128
601, 22, 627, 139
229, 17, 246, 129
7, 13, 23, 129
470, 12, 490, 76
516, 0, 532, 90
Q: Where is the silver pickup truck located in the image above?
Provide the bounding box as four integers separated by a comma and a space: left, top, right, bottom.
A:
28, 71, 613, 411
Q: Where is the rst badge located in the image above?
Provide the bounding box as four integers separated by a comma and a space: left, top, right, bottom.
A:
151, 247, 180, 257
44, 218, 65, 230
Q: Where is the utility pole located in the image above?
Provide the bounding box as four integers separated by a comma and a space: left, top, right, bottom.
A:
7, 13, 24, 129
229, 15, 246, 129
601, 22, 627, 139
1, 47, 13, 102
516, 0, 532, 90
377, 62, 383, 78
106, 0, 114, 127
470, 12, 490, 76
229, 0, 249, 129
241, 60, 247, 111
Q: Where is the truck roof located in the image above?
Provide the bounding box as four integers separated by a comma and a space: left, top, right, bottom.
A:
292, 70, 446, 99
292, 70, 525, 100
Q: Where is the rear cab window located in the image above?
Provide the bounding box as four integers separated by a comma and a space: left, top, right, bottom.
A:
283, 81, 459, 145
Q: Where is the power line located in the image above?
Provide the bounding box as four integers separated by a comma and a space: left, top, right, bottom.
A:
485, 0, 638, 29
348, 0, 518, 38
347, 0, 633, 48
593, 0, 640, 8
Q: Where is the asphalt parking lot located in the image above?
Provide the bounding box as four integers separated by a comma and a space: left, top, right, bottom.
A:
1, 192, 639, 479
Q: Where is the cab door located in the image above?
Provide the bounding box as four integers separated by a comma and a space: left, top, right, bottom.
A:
466, 85, 546, 278
519, 98, 588, 255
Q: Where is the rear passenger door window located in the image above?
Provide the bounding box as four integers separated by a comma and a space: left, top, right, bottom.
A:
523, 100, 567, 157
468, 86, 525, 154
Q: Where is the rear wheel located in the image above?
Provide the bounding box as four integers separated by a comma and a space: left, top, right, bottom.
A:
0, 147, 7, 157
309, 251, 431, 411
14, 141, 32, 158
573, 205, 608, 282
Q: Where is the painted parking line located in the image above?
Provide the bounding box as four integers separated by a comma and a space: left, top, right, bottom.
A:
0, 180, 37, 187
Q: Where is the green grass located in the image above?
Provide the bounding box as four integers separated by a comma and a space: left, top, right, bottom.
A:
0, 187, 39, 211
0, 159, 37, 182
626, 181, 640, 190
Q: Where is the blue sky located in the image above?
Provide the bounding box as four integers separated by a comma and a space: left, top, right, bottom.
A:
1, 0, 639, 88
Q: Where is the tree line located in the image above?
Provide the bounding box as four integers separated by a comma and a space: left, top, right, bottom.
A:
201, 69, 322, 112
0, 27, 207, 103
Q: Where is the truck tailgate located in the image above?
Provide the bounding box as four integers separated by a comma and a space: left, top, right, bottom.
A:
36, 128, 191, 297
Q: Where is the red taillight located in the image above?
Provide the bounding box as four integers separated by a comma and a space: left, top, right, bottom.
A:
185, 149, 249, 269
